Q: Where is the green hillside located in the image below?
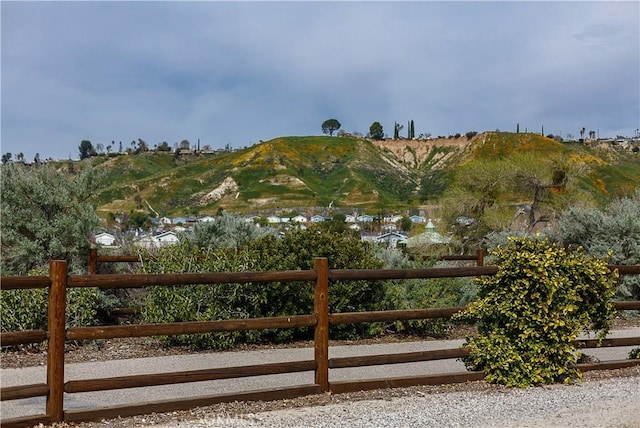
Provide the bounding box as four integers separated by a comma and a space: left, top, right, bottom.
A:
74, 132, 639, 217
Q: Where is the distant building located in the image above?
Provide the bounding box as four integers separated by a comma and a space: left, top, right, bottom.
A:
406, 219, 451, 246
372, 232, 408, 248
94, 232, 117, 247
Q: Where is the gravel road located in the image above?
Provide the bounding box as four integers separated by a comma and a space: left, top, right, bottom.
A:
152, 374, 640, 428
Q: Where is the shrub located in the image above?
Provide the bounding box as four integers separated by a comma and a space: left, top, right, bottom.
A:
551, 190, 640, 299
455, 236, 617, 387
1, 284, 112, 345
139, 227, 386, 349
0, 162, 103, 275
139, 242, 265, 350
188, 213, 275, 250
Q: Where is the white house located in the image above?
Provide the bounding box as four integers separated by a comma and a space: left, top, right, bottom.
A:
372, 232, 408, 248
291, 215, 308, 223
173, 217, 187, 225
153, 231, 180, 247
267, 216, 281, 224
198, 216, 216, 223
384, 215, 403, 224
410, 215, 426, 223
94, 232, 117, 247
344, 215, 357, 223
159, 217, 173, 225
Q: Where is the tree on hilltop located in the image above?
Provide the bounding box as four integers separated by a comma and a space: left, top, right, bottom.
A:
322, 119, 341, 136
79, 140, 96, 160
369, 122, 384, 140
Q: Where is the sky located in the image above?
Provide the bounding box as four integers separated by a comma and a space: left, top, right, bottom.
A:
1, 1, 639, 161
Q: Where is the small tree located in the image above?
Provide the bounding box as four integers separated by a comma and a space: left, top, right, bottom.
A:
369, 121, 384, 140
550, 190, 640, 299
455, 236, 617, 387
189, 213, 274, 250
322, 119, 341, 136
393, 122, 404, 139
79, 140, 95, 160
1, 162, 104, 274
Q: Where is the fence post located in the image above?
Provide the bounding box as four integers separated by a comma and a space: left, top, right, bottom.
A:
47, 260, 67, 422
314, 257, 329, 392
88, 248, 98, 274
477, 249, 484, 267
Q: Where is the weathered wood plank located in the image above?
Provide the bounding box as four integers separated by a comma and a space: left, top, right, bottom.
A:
0, 330, 47, 347
68, 270, 317, 288
314, 257, 329, 392
614, 300, 640, 311
329, 348, 470, 369
576, 359, 640, 372
575, 337, 640, 349
613, 265, 640, 275
0, 414, 54, 428
0, 276, 50, 290
330, 307, 465, 325
63, 384, 322, 423
65, 360, 316, 393
329, 266, 499, 281
66, 314, 316, 340
97, 255, 142, 263
46, 260, 66, 422
329, 371, 486, 394
1, 383, 49, 401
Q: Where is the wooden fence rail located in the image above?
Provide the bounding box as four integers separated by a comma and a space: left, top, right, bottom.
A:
1, 257, 640, 428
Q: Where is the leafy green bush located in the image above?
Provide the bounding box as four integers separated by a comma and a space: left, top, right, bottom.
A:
376, 247, 477, 337
188, 213, 275, 250
455, 236, 617, 387
1, 162, 103, 275
139, 227, 386, 349
1, 285, 111, 343
550, 190, 640, 299
139, 242, 265, 350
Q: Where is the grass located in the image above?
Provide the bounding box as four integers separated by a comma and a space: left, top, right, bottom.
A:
82, 133, 639, 216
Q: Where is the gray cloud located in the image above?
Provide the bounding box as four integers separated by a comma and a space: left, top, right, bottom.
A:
1, 1, 638, 160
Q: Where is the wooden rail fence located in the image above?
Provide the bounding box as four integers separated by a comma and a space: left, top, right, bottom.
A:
2, 258, 640, 428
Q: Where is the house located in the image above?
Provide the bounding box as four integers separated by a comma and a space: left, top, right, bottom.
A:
344, 215, 357, 223
153, 231, 180, 247
94, 232, 117, 247
357, 215, 374, 223
409, 215, 426, 223
198, 216, 216, 223
384, 215, 403, 224
372, 232, 408, 248
291, 215, 308, 223
310, 215, 326, 223
267, 216, 281, 224
159, 217, 172, 225
349, 223, 361, 231
406, 219, 451, 246
172, 217, 187, 225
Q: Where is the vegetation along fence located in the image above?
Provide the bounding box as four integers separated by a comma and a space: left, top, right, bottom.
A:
2, 257, 640, 428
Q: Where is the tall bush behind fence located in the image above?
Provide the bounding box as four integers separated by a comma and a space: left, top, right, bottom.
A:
138, 228, 388, 349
